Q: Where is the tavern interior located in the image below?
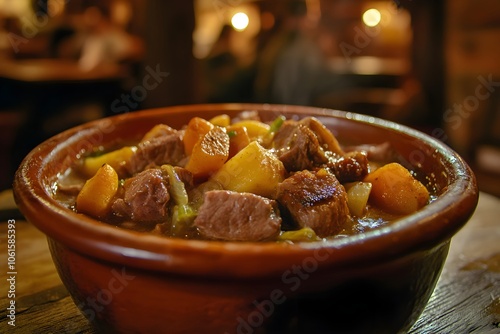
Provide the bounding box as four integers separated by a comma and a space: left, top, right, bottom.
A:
0, 0, 498, 197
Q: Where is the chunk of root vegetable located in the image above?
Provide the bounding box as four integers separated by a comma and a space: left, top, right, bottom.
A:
79, 146, 136, 178
183, 117, 214, 155
209, 114, 230, 127
231, 120, 270, 141
226, 125, 251, 158
210, 141, 285, 199
76, 164, 119, 219
185, 126, 230, 180
363, 162, 430, 215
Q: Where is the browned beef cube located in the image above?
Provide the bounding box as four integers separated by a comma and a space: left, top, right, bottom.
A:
277, 169, 350, 237
126, 133, 185, 175
194, 190, 282, 241
272, 121, 328, 172
112, 169, 170, 223
327, 151, 369, 183
299, 117, 344, 155
173, 166, 194, 190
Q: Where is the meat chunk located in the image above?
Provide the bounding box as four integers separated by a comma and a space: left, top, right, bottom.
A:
344, 142, 395, 163
194, 190, 282, 241
277, 169, 350, 237
173, 166, 194, 190
126, 133, 185, 175
272, 120, 328, 171
326, 151, 369, 183
141, 124, 178, 142
112, 169, 170, 223
299, 117, 344, 155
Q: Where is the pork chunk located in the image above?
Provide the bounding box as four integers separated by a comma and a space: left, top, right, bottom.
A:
277, 169, 350, 237
194, 190, 282, 241
126, 133, 185, 175
112, 169, 170, 223
272, 121, 328, 172
327, 151, 369, 183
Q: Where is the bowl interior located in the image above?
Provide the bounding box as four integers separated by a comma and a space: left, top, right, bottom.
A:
13, 103, 479, 277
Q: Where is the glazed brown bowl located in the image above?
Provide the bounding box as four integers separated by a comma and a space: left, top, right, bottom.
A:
14, 104, 478, 334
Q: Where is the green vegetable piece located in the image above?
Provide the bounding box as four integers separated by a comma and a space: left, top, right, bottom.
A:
161, 165, 188, 205
162, 165, 198, 237
278, 227, 320, 242
171, 204, 197, 237
269, 115, 286, 133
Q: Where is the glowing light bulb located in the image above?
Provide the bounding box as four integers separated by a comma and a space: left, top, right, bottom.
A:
362, 9, 381, 27
231, 12, 249, 31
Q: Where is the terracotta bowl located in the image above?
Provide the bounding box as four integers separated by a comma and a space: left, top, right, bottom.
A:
14, 104, 478, 333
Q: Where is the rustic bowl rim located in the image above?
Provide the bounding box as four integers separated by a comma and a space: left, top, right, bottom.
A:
13, 103, 479, 278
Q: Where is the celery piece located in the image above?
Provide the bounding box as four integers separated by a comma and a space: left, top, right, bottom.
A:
161, 165, 188, 205
170, 204, 197, 237
269, 115, 286, 133
278, 227, 320, 242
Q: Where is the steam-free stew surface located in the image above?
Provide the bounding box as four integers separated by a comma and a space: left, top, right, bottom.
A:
54, 113, 434, 242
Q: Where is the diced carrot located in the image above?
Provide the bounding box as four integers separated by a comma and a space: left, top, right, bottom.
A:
226, 125, 251, 158
76, 164, 119, 219
185, 126, 230, 180
183, 117, 214, 155
363, 162, 430, 215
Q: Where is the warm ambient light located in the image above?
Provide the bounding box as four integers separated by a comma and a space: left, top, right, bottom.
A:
231, 12, 249, 31
362, 8, 381, 27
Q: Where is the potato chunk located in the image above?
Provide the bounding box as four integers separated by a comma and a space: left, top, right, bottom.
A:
183, 117, 214, 155
364, 162, 429, 215
209, 114, 230, 127
185, 126, 230, 180
231, 120, 270, 141
210, 141, 285, 198
80, 146, 135, 178
226, 125, 251, 158
76, 164, 119, 219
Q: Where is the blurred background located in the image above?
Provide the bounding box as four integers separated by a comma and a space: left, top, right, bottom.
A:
0, 0, 498, 197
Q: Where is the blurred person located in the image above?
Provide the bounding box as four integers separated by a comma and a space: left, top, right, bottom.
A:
78, 5, 143, 71
253, 0, 326, 105
203, 24, 256, 102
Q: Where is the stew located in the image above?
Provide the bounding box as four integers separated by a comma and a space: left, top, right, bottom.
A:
54, 112, 433, 243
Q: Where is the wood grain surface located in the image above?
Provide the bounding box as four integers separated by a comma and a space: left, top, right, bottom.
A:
1, 192, 499, 333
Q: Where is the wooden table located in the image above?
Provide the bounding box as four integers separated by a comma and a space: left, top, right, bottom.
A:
1, 192, 499, 333
0, 57, 128, 191
0, 57, 126, 83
